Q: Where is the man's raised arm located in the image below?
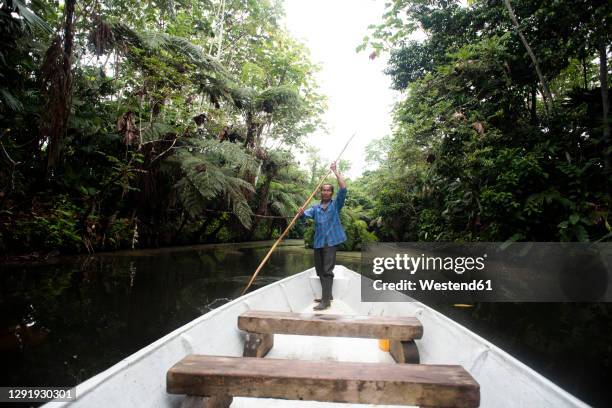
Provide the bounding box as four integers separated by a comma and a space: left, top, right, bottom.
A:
331, 161, 347, 211
331, 161, 346, 189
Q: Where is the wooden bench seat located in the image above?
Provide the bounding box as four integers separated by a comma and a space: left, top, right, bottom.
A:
238, 310, 423, 363
167, 355, 480, 408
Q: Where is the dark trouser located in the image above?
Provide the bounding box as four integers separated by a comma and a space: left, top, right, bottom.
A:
314, 245, 336, 303
314, 245, 337, 278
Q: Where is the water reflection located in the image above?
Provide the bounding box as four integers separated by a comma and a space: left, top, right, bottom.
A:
1, 243, 353, 389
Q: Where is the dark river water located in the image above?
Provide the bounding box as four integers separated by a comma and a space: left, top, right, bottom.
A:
1, 241, 610, 406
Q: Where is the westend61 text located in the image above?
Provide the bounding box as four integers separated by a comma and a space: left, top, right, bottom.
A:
373, 279, 493, 292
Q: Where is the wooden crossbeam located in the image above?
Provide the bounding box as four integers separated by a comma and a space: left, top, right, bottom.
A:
238, 310, 423, 363
238, 310, 423, 340
167, 355, 480, 408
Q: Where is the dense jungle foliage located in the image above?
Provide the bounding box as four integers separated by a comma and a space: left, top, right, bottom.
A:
1, 0, 610, 257
0, 0, 377, 256
360, 0, 611, 242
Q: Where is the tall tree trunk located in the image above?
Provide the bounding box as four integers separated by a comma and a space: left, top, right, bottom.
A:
250, 172, 274, 235
244, 111, 255, 149
267, 218, 276, 238
242, 111, 262, 201
530, 83, 537, 124
172, 211, 189, 241
215, 0, 226, 59
310, 161, 318, 185
44, 0, 76, 178
582, 53, 588, 90
503, 0, 553, 117
599, 41, 610, 189
255, 175, 273, 217
254, 120, 266, 150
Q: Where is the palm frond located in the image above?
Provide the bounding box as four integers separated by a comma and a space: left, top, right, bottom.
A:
142, 121, 173, 143
225, 181, 253, 229
175, 177, 206, 218
106, 22, 143, 49
256, 86, 299, 113
269, 189, 297, 217
228, 86, 255, 110
12, 0, 52, 33
0, 89, 23, 112
165, 35, 225, 73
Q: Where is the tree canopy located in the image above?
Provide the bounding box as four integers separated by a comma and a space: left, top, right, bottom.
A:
0, 0, 339, 254
357, 0, 610, 242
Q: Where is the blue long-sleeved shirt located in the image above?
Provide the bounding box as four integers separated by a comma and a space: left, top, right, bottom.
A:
301, 187, 347, 248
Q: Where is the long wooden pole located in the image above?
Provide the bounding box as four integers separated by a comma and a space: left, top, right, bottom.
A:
241, 133, 356, 295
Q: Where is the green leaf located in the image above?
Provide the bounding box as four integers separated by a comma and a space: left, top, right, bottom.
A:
574, 225, 589, 242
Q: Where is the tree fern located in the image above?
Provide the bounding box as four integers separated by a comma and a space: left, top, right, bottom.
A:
255, 86, 298, 113
268, 178, 304, 218
97, 21, 236, 107
167, 139, 258, 228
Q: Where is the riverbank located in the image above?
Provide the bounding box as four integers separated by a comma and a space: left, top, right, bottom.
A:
1, 239, 307, 266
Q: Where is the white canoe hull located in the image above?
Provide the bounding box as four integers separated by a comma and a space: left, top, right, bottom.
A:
45, 266, 589, 407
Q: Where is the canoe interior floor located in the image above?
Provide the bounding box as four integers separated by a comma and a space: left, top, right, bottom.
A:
231, 300, 417, 408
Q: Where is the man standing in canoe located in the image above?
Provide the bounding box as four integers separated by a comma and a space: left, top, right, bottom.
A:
298, 161, 347, 311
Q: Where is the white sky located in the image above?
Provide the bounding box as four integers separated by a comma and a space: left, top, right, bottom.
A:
283, 0, 400, 179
